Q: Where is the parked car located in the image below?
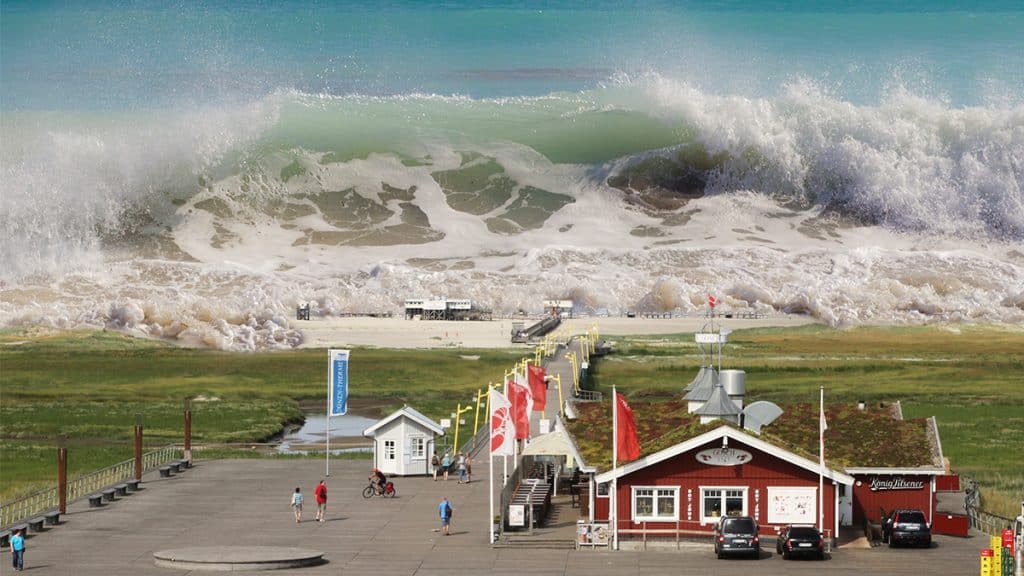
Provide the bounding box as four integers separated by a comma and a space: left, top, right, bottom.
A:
882, 509, 932, 548
714, 515, 760, 559
775, 524, 825, 559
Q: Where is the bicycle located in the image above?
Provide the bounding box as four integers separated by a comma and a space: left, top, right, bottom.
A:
362, 480, 396, 498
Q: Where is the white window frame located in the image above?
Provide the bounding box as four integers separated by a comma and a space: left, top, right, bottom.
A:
384, 440, 396, 460
698, 485, 748, 524
410, 436, 426, 460
631, 485, 680, 522
596, 481, 610, 498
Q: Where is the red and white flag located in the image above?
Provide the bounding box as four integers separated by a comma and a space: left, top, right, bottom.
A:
615, 392, 641, 462
527, 364, 547, 412
489, 389, 515, 456
707, 294, 718, 308
509, 377, 533, 440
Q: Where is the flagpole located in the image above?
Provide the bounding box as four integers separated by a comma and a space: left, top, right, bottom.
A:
326, 356, 331, 477
489, 420, 495, 544
612, 384, 619, 551
819, 385, 825, 535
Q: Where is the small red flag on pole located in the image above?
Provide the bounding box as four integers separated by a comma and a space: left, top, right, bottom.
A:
527, 364, 547, 412
708, 294, 718, 308
615, 392, 641, 462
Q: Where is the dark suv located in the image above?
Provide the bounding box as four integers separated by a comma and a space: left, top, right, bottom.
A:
714, 515, 760, 559
776, 524, 825, 559
882, 509, 932, 548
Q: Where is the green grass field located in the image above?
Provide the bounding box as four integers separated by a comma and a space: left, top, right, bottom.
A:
1, 324, 1021, 518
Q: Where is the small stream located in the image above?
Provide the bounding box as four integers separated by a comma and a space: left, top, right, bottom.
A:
277, 413, 377, 455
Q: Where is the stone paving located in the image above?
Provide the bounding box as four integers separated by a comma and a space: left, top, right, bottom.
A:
4, 456, 986, 575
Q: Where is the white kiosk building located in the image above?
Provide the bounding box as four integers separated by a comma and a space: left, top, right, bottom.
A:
362, 406, 445, 477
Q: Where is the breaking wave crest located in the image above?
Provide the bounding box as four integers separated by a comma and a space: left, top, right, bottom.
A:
2, 78, 1023, 348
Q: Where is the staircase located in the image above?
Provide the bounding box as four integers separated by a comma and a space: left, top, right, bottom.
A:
495, 494, 579, 549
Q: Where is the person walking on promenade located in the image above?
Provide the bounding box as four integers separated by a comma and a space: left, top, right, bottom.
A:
290, 487, 303, 523
457, 453, 467, 484
431, 453, 440, 481
9, 527, 25, 571
439, 497, 453, 536
441, 453, 451, 481
314, 479, 327, 523
465, 453, 472, 483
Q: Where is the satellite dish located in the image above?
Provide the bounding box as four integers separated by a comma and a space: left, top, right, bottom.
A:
742, 401, 784, 435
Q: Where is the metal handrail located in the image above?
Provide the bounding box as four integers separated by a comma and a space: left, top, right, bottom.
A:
1, 444, 180, 529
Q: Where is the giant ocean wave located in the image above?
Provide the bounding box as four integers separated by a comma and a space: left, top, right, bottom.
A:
2, 77, 1023, 349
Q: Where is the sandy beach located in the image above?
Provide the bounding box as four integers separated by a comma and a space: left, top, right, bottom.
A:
297, 314, 819, 349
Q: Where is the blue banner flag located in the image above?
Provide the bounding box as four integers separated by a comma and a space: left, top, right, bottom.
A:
329, 349, 349, 416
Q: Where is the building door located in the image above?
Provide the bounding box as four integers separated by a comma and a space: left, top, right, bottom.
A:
382, 439, 397, 475
838, 483, 853, 526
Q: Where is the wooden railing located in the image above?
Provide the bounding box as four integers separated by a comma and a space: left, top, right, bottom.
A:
1, 444, 179, 529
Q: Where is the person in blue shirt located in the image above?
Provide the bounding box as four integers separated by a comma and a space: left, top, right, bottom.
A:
438, 497, 453, 535
9, 527, 25, 571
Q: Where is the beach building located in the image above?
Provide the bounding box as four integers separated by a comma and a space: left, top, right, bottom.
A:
564, 395, 952, 547
403, 297, 491, 320
362, 406, 444, 477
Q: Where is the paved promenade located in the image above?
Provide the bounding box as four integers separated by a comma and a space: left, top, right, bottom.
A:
7, 456, 986, 575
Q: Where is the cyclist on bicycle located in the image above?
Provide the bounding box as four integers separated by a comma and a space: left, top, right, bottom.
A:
369, 467, 387, 495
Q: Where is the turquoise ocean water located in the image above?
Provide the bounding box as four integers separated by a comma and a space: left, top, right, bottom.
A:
1, 1, 1022, 347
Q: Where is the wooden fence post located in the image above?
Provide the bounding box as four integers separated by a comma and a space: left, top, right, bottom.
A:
58, 446, 67, 514
184, 398, 192, 465
134, 414, 143, 481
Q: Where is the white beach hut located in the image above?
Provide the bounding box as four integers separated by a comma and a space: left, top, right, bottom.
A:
362, 405, 445, 477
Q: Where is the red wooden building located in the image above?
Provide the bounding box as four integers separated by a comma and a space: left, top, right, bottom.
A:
566, 398, 952, 545
591, 426, 854, 539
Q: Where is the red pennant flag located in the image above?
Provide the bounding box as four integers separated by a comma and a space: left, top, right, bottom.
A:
527, 364, 547, 412
509, 380, 531, 440
708, 294, 718, 308
615, 392, 641, 462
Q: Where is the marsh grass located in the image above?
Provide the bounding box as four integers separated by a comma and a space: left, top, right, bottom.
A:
2, 325, 1022, 518
0, 328, 522, 499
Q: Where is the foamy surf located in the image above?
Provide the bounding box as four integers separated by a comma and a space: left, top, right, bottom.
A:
2, 81, 1022, 350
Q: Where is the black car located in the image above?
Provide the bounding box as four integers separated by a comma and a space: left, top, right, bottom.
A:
882, 509, 932, 548
714, 515, 760, 559
776, 524, 825, 559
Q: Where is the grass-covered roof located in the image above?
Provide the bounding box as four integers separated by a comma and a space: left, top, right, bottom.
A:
564, 399, 937, 473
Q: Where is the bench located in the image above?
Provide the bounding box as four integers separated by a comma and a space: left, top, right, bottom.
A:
127, 479, 141, 491
88, 494, 103, 507
173, 460, 185, 472
44, 511, 60, 525
159, 466, 173, 478
0, 530, 10, 547
114, 483, 128, 496
102, 488, 116, 502
28, 517, 45, 532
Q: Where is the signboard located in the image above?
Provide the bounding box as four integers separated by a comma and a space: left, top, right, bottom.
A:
328, 349, 349, 416
440, 418, 452, 428
767, 487, 817, 525
868, 477, 926, 491
509, 504, 526, 527
695, 332, 727, 344
696, 447, 752, 466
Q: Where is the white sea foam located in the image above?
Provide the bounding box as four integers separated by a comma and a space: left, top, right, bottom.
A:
2, 85, 1022, 349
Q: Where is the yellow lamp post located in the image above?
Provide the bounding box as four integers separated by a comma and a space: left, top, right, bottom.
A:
566, 351, 579, 392
452, 402, 474, 454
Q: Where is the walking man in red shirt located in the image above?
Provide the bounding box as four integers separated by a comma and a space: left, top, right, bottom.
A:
314, 479, 328, 523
